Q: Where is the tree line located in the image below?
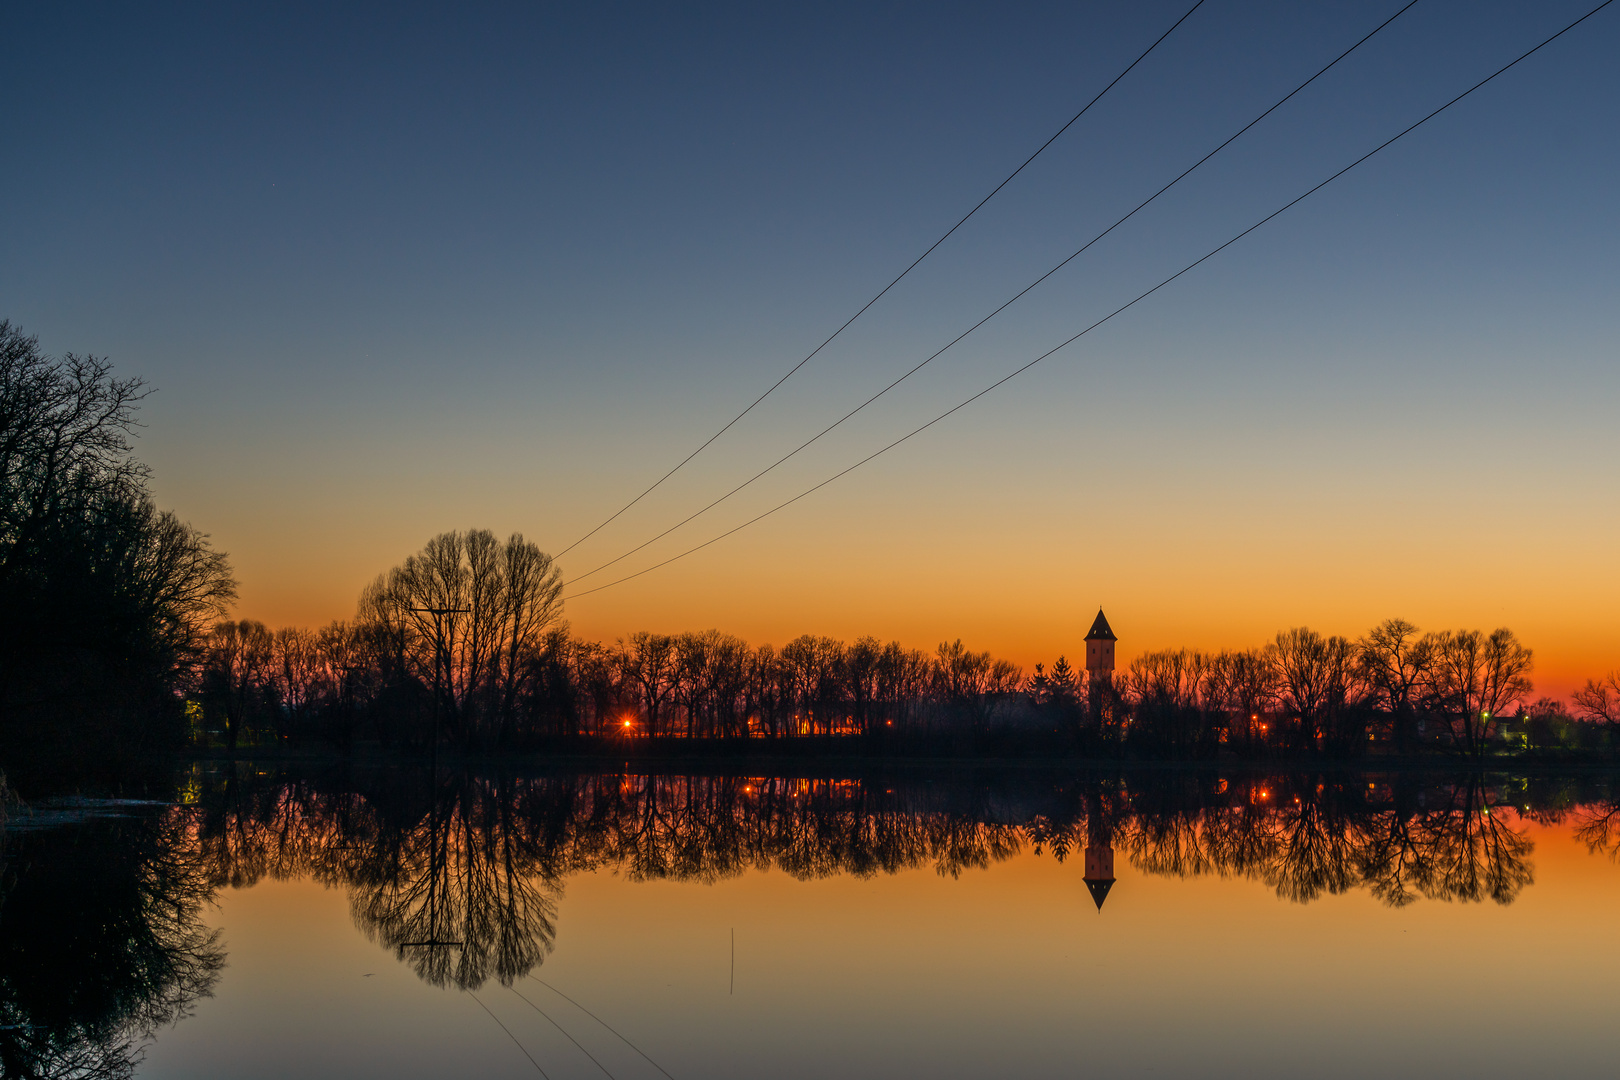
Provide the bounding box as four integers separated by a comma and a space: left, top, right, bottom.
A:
6, 319, 1618, 765
0, 321, 235, 765
195, 543, 1026, 752
1092, 620, 1563, 758
196, 529, 1620, 758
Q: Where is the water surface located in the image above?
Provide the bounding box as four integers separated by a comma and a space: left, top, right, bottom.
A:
5, 767, 1619, 1078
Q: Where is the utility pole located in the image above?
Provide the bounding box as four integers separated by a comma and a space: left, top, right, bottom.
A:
336, 660, 363, 752
409, 605, 470, 756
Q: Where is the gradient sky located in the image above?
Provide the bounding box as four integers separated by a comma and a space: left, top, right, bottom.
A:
4, 1, 1617, 694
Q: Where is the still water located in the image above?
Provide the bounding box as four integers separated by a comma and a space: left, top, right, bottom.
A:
4, 766, 1620, 1078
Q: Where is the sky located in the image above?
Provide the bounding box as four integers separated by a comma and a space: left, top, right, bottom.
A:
3, 0, 1617, 695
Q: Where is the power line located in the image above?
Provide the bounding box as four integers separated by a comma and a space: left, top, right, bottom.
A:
468, 989, 552, 1078
530, 978, 678, 1080
508, 985, 618, 1080
563, 0, 1615, 602
554, 0, 1209, 559
563, 0, 1422, 586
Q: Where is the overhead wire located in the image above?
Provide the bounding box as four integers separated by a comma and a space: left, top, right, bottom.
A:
530, 978, 678, 1080
554, 0, 1209, 558
563, 0, 1422, 586
564, 0, 1616, 601
507, 985, 618, 1079
467, 989, 552, 1078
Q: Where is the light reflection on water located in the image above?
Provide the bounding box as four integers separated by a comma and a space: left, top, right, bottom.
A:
5, 766, 1620, 1078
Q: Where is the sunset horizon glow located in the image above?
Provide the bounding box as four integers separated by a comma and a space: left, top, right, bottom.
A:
8, 0, 1616, 700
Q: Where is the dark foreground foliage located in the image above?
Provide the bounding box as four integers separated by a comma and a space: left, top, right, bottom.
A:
0, 321, 234, 769
0, 806, 222, 1078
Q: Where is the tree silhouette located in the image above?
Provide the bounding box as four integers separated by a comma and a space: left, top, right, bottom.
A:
1429, 629, 1534, 757
0, 320, 235, 762
1357, 619, 1433, 754
0, 808, 223, 1078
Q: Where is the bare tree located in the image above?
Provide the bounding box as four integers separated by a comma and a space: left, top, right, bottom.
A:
1428, 628, 1534, 757
1572, 672, 1620, 727
1357, 618, 1433, 753
570, 639, 626, 735
1204, 649, 1276, 750
875, 641, 930, 735
0, 321, 148, 570
621, 632, 676, 737
358, 530, 563, 745
781, 636, 846, 735
844, 636, 882, 736
1270, 628, 1365, 753
496, 537, 563, 720
934, 639, 998, 734
272, 626, 322, 733
0, 322, 236, 751
1122, 649, 1208, 754
745, 643, 786, 737
202, 620, 275, 749
672, 630, 720, 737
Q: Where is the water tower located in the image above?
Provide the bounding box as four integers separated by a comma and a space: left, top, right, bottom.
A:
1084, 609, 1116, 679
1082, 790, 1116, 912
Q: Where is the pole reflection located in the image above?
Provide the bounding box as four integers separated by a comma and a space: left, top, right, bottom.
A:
6, 767, 1619, 1071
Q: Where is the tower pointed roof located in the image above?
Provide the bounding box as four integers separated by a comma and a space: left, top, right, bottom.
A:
1084, 608, 1116, 642
1084, 878, 1114, 911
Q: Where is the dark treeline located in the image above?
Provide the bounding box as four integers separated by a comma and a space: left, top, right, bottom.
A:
0, 321, 234, 767
8, 763, 1620, 1057
6, 319, 1620, 768
199, 532, 1620, 759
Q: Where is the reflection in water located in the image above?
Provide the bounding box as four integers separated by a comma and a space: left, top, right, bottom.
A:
0, 809, 223, 1079
1573, 797, 1620, 863
176, 767, 1580, 984
1082, 791, 1116, 910
5, 767, 1617, 1068
352, 777, 559, 990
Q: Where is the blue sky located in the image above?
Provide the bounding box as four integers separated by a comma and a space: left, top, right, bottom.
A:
4, 0, 1617, 685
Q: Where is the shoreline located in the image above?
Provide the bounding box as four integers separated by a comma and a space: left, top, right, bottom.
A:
173, 743, 1620, 776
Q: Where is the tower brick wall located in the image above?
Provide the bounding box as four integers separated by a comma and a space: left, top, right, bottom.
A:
1083, 608, 1117, 678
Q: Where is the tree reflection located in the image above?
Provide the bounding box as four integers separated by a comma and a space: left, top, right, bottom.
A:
1573, 797, 1620, 861
351, 774, 560, 990
1423, 776, 1534, 904
172, 766, 1552, 999
1124, 775, 1535, 907
0, 766, 1573, 1073
1358, 792, 1436, 908
0, 809, 223, 1079
1265, 787, 1362, 903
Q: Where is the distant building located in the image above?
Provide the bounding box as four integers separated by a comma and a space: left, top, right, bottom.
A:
1082, 837, 1115, 912
1084, 608, 1116, 679
1082, 790, 1116, 912
1083, 611, 1119, 912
